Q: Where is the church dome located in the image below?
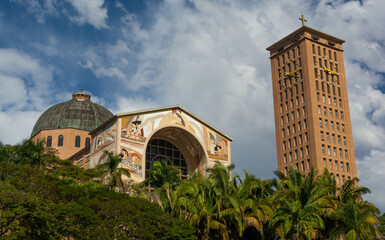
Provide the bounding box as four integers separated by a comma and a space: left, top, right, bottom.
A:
31, 91, 114, 138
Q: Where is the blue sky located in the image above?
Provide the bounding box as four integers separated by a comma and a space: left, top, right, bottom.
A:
1, 0, 385, 211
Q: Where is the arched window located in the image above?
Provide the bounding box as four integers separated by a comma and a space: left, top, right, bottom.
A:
47, 136, 52, 147
85, 138, 90, 147
75, 136, 81, 148
145, 139, 187, 179
58, 135, 64, 147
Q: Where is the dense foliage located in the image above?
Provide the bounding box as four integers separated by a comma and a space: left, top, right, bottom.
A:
0, 141, 197, 240
0, 140, 383, 239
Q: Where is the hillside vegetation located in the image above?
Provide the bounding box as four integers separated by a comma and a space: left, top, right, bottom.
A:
0, 140, 384, 239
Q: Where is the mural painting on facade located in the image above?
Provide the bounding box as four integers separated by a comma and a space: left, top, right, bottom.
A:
93, 144, 116, 166
205, 129, 228, 161
121, 115, 146, 142
92, 121, 117, 154
120, 109, 201, 143
120, 147, 143, 177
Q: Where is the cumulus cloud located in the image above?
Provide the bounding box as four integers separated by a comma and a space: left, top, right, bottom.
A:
65, 0, 108, 29
0, 48, 54, 144
10, 0, 108, 29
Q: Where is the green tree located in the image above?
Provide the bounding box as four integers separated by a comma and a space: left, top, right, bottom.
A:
270, 166, 326, 239
97, 150, 131, 191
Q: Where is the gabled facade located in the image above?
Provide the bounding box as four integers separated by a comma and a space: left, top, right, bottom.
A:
84, 105, 232, 182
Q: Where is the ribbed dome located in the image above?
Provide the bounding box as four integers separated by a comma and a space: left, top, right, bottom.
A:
31, 92, 113, 138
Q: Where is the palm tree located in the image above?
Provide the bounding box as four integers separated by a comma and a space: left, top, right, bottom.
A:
270, 165, 326, 239
236, 171, 274, 239
329, 199, 381, 239
97, 150, 130, 191
142, 159, 181, 213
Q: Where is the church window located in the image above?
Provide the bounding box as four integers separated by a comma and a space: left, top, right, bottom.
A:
297, 109, 300, 118
339, 99, 342, 107
58, 135, 64, 147
329, 159, 332, 169
75, 136, 81, 148
336, 122, 339, 131
326, 133, 330, 142
302, 161, 305, 171
333, 85, 336, 95
323, 158, 326, 168
292, 49, 295, 58
312, 44, 315, 54
300, 82, 304, 92
301, 94, 305, 103
335, 64, 338, 72
298, 58, 301, 67
282, 129, 285, 137
296, 163, 299, 169
322, 145, 325, 154
319, 58, 322, 68
289, 152, 293, 161
328, 146, 331, 155
335, 160, 338, 170
299, 134, 303, 144
345, 150, 348, 158
323, 107, 327, 115
332, 134, 335, 143
329, 108, 333, 117
322, 95, 325, 103
327, 84, 330, 94
320, 131, 324, 141
298, 46, 301, 56
342, 175, 345, 183
284, 154, 287, 163
338, 135, 341, 144
292, 124, 296, 133
145, 139, 188, 178
343, 137, 346, 145
330, 61, 333, 70
334, 147, 337, 157
295, 150, 298, 159
347, 163, 350, 172
47, 136, 52, 147
335, 110, 338, 119
307, 159, 310, 169
305, 132, 308, 142
303, 119, 307, 129
300, 147, 303, 157
277, 57, 280, 66
313, 56, 317, 66
336, 174, 340, 184
329, 50, 332, 59
338, 87, 341, 97
302, 106, 306, 116
317, 93, 320, 101
296, 97, 299, 106
323, 48, 326, 56
287, 51, 290, 59
334, 97, 337, 106
85, 138, 90, 147
316, 80, 319, 90
334, 52, 337, 61
341, 111, 344, 120
325, 120, 328, 129
318, 105, 321, 114
280, 104, 283, 113
283, 141, 286, 150
339, 148, 342, 158
318, 46, 321, 55
321, 81, 325, 92
281, 116, 284, 125
328, 96, 331, 105
319, 118, 323, 127
287, 126, 291, 135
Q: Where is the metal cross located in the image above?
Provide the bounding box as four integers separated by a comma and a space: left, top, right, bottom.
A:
299, 15, 307, 26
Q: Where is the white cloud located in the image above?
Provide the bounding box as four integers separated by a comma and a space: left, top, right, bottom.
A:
65, 0, 108, 29
0, 48, 54, 144
10, 0, 108, 29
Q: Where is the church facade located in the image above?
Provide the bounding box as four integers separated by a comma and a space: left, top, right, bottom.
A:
86, 106, 232, 182
31, 92, 232, 183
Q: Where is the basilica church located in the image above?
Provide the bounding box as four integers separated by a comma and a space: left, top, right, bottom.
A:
31, 90, 232, 182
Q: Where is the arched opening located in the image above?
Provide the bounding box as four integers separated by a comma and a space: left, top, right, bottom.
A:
58, 135, 64, 147
47, 136, 52, 147
75, 136, 81, 148
85, 137, 90, 147
144, 127, 207, 179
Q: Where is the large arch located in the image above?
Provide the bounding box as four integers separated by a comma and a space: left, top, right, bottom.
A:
142, 126, 208, 179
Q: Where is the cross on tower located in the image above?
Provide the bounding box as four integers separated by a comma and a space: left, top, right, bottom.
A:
299, 15, 307, 27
